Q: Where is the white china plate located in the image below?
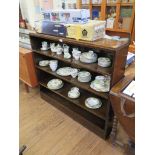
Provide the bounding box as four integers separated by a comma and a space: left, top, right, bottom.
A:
39, 60, 49, 67
56, 67, 73, 76
85, 97, 102, 109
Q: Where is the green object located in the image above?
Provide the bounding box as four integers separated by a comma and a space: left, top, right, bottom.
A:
120, 7, 132, 17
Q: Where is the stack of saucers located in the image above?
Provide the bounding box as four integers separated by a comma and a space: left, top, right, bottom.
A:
78, 71, 91, 83
98, 57, 111, 67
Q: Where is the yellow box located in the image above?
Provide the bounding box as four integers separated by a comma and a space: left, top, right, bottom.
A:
66, 20, 106, 41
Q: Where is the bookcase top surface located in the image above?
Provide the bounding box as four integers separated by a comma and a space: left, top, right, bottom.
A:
30, 33, 129, 51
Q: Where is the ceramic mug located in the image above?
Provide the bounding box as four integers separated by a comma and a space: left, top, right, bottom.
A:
49, 60, 58, 71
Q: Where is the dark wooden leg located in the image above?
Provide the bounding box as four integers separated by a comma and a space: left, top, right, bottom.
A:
24, 83, 29, 93
110, 115, 118, 145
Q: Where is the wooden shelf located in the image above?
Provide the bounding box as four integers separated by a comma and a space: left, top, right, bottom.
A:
33, 49, 112, 76
92, 4, 101, 6
40, 77, 107, 120
30, 32, 129, 139
36, 65, 109, 99
120, 3, 133, 6
106, 28, 129, 33
106, 3, 117, 6
30, 33, 129, 51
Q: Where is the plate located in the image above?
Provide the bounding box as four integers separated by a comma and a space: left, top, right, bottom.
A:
56, 67, 73, 76
85, 97, 102, 109
39, 60, 49, 67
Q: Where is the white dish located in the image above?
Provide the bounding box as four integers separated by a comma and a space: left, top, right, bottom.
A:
85, 97, 102, 109
98, 57, 111, 67
47, 79, 64, 90
56, 67, 73, 76
68, 91, 80, 99
39, 60, 49, 67
80, 51, 97, 64
41, 47, 50, 51
90, 81, 109, 92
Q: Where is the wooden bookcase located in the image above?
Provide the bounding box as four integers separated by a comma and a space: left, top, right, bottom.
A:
29, 33, 129, 139
77, 0, 135, 36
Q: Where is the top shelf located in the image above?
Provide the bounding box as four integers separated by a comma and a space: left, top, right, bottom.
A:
30, 33, 129, 52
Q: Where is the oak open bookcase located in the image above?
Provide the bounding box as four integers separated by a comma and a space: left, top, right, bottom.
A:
29, 33, 129, 139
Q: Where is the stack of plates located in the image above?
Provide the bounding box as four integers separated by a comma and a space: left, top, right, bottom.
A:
78, 71, 91, 82
85, 97, 102, 109
98, 57, 111, 68
80, 52, 97, 63
39, 60, 49, 67
56, 67, 73, 76
47, 79, 64, 90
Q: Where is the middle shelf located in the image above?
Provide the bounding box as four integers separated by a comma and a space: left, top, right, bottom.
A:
39, 77, 107, 120
33, 49, 112, 76
36, 65, 109, 99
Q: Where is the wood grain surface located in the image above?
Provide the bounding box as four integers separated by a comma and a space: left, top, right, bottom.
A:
19, 82, 123, 155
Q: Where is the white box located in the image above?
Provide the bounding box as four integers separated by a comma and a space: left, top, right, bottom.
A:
42, 9, 90, 24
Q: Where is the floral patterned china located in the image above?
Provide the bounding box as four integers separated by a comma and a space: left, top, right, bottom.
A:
39, 60, 49, 67
47, 79, 64, 90
85, 97, 102, 109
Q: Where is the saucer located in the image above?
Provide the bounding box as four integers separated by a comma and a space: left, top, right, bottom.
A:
41, 47, 50, 51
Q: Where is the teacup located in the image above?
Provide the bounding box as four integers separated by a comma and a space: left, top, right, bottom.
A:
71, 87, 79, 93
71, 68, 79, 78
42, 41, 48, 49
73, 51, 81, 60
49, 60, 58, 71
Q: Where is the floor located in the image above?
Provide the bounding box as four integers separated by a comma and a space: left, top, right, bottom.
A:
19, 83, 123, 155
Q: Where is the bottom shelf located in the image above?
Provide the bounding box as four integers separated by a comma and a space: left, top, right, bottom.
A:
40, 86, 112, 139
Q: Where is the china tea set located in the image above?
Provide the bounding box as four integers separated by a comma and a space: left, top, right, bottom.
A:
46, 78, 102, 109
40, 41, 111, 68
40, 41, 111, 109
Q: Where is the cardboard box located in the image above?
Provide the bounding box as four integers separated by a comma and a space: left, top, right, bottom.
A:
42, 9, 90, 24
66, 20, 106, 41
